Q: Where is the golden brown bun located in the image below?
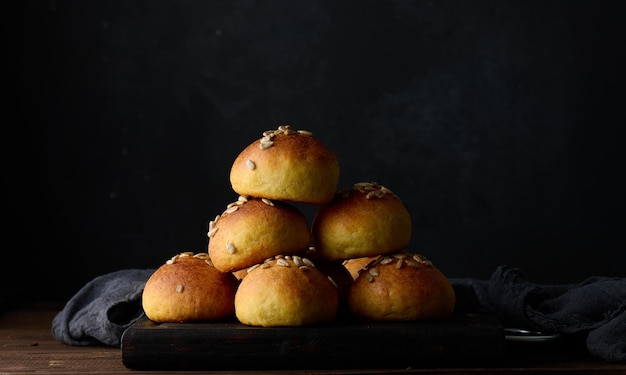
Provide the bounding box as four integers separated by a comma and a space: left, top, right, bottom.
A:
208, 197, 311, 273
311, 182, 412, 260
142, 252, 240, 323
342, 256, 379, 280
348, 252, 456, 321
234, 255, 338, 327
229, 125, 340, 205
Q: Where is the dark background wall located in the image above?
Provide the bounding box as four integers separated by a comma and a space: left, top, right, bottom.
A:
5, 0, 625, 308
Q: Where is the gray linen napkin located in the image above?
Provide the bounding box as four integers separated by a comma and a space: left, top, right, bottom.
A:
452, 265, 626, 363
51, 269, 155, 347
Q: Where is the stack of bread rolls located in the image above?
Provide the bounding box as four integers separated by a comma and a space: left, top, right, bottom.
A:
141, 124, 455, 326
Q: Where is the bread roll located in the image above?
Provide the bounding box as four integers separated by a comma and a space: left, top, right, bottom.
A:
234, 255, 338, 327
142, 252, 240, 323
348, 252, 456, 321
208, 196, 311, 273
229, 125, 340, 205
311, 182, 412, 260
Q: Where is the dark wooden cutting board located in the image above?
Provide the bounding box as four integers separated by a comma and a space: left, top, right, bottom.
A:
121, 313, 505, 371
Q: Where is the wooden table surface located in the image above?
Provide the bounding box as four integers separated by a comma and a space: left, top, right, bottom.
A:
1, 303, 625, 374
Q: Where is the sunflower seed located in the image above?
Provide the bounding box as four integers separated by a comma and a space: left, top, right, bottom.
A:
293, 256, 304, 267
277, 258, 290, 267
395, 259, 403, 269
226, 243, 236, 254
354, 182, 374, 189
302, 257, 316, 268
405, 259, 420, 268
247, 264, 260, 273
297, 129, 313, 136
260, 140, 274, 150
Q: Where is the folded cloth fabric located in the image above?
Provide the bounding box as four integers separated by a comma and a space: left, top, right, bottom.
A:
51, 265, 625, 363
51, 269, 155, 347
451, 265, 626, 363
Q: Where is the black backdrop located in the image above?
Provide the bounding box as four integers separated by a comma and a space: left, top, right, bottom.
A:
6, 0, 625, 308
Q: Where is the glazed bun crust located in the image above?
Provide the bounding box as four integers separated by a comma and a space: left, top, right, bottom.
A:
231, 267, 249, 281
208, 198, 311, 273
312, 182, 412, 260
234, 256, 338, 327
342, 256, 379, 280
348, 253, 456, 322
142, 252, 240, 323
230, 126, 340, 205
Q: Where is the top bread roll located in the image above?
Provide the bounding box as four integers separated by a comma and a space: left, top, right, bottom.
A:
311, 182, 412, 260
229, 125, 340, 205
